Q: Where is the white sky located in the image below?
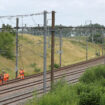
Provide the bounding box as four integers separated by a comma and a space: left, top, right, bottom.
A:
0, 0, 105, 26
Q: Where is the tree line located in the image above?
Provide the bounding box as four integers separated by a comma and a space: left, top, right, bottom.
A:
24, 23, 105, 44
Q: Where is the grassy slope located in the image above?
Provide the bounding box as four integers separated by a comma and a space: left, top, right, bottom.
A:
0, 34, 103, 79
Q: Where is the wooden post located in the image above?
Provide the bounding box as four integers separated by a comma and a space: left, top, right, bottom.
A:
16, 18, 19, 78
51, 11, 55, 88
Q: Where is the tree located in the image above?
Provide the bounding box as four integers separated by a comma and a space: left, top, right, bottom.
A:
88, 33, 103, 44
2, 24, 15, 34
0, 32, 15, 59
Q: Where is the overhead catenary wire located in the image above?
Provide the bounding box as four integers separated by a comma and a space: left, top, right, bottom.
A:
0, 12, 51, 19
0, 11, 51, 29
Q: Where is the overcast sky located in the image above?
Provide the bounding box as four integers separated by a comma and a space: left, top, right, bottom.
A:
0, 0, 105, 26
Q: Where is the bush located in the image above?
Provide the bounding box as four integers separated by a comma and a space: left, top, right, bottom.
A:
54, 64, 60, 68
30, 63, 37, 68
79, 91, 100, 105
88, 33, 103, 44
76, 83, 92, 95
34, 68, 40, 73
100, 94, 105, 105
38, 81, 78, 105
49, 64, 60, 70
0, 32, 15, 59
79, 65, 105, 84
30, 63, 40, 73
95, 51, 100, 56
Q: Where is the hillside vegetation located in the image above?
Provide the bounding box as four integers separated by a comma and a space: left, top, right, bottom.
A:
0, 34, 104, 79
26, 65, 105, 105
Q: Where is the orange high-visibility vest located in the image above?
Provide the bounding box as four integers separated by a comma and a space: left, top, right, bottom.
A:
19, 70, 24, 79
3, 74, 9, 81
19, 70, 24, 75
6, 74, 9, 79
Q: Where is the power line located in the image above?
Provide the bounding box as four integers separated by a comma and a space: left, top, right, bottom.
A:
0, 12, 51, 19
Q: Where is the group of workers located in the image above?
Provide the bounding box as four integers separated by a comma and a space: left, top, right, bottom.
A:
0, 68, 24, 85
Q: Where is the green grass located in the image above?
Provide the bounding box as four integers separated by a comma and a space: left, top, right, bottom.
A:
26, 80, 78, 105
26, 65, 105, 105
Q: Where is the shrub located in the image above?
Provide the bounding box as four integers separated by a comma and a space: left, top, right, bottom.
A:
30, 63, 37, 68
79, 65, 105, 84
30, 63, 40, 73
88, 33, 103, 44
34, 68, 40, 73
0, 32, 15, 59
49, 64, 60, 70
95, 52, 100, 56
100, 94, 105, 105
76, 83, 92, 95
38, 81, 78, 105
54, 64, 60, 68
79, 91, 100, 105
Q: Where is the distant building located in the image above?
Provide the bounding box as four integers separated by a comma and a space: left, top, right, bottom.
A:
71, 34, 75, 37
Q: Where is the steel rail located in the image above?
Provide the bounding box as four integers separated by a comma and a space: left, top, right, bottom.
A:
0, 56, 103, 93
0, 68, 86, 94
0, 78, 79, 105
1, 56, 104, 87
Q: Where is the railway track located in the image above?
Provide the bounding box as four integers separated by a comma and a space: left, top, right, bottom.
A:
0, 57, 103, 91
0, 56, 104, 105
1, 56, 104, 86
0, 68, 85, 95
0, 78, 78, 105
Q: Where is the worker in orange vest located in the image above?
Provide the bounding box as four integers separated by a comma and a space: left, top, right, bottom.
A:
3, 72, 9, 84
19, 68, 24, 79
0, 74, 3, 85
